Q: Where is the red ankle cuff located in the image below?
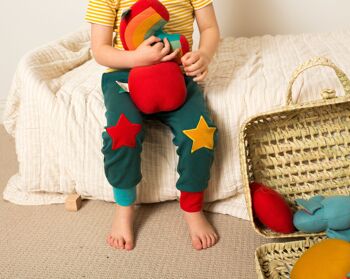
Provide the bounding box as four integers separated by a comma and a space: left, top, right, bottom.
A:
179, 190, 204, 212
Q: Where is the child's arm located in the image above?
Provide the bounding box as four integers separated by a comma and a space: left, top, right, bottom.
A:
90, 23, 180, 69
181, 3, 220, 82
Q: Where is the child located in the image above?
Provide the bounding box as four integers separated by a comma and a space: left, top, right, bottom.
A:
85, 0, 220, 251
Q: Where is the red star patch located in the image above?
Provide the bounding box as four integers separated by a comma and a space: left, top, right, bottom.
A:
106, 113, 142, 150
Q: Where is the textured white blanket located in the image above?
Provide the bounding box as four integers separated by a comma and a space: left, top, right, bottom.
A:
3, 27, 350, 220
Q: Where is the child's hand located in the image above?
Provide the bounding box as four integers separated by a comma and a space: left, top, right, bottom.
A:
181, 50, 210, 82
134, 36, 180, 66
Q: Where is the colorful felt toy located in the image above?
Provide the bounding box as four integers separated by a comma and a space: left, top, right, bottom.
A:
290, 238, 350, 279
119, 0, 190, 114
293, 195, 350, 241
250, 182, 295, 234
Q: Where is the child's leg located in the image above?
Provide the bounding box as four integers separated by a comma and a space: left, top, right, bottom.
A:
101, 70, 144, 206
155, 75, 219, 212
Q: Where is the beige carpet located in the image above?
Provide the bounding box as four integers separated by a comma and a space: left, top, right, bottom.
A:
0, 124, 269, 279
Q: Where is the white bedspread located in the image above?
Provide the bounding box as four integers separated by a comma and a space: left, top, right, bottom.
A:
3, 26, 350, 220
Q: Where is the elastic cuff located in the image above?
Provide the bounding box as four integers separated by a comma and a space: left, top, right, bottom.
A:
113, 186, 137, 206
179, 190, 204, 212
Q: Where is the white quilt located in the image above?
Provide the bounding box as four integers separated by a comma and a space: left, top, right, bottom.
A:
3, 26, 350, 220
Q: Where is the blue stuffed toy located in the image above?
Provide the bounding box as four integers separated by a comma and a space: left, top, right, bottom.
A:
293, 195, 350, 242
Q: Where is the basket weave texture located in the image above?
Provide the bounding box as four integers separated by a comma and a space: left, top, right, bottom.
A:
238, 57, 350, 278
255, 236, 326, 279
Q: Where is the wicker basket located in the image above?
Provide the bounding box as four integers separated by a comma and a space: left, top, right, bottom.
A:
238, 56, 350, 278
255, 236, 326, 279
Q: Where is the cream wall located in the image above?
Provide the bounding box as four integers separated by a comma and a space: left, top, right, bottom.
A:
2, 0, 350, 122
0, 0, 89, 122
212, 0, 350, 38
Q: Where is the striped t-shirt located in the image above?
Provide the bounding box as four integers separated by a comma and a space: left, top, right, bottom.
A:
85, 0, 213, 72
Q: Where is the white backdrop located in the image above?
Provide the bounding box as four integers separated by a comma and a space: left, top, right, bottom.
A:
1, 0, 350, 122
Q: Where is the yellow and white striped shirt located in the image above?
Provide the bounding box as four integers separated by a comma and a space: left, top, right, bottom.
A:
85, 0, 212, 72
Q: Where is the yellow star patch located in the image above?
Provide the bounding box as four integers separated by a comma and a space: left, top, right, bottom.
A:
183, 116, 216, 153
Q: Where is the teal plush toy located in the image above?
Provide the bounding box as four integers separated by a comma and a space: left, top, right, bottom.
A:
293, 195, 350, 241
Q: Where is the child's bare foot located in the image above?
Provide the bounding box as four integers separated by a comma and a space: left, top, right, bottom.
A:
183, 210, 219, 250
106, 203, 135, 251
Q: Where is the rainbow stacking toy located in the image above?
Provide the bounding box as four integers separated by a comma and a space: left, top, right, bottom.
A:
120, 0, 189, 64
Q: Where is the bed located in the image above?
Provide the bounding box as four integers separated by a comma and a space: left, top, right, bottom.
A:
3, 26, 350, 220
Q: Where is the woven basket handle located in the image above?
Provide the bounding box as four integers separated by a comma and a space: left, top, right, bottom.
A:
286, 56, 350, 105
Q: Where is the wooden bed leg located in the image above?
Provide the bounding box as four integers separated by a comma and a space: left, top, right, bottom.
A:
65, 193, 82, 211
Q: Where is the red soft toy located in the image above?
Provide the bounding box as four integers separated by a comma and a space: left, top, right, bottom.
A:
120, 0, 189, 114
250, 182, 295, 234
128, 62, 186, 114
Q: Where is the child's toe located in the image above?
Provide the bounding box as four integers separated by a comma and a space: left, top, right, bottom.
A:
192, 236, 202, 250
106, 235, 113, 246
213, 232, 218, 240
206, 235, 212, 247
109, 235, 116, 247
210, 234, 217, 245
112, 237, 119, 249
201, 235, 208, 249
116, 237, 124, 249
125, 238, 134, 250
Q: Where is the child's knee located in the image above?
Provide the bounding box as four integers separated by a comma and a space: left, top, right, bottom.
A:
176, 114, 218, 152
101, 112, 144, 153
101, 112, 144, 189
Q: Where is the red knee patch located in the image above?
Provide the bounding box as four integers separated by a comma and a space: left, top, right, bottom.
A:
106, 113, 142, 150
179, 190, 204, 212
